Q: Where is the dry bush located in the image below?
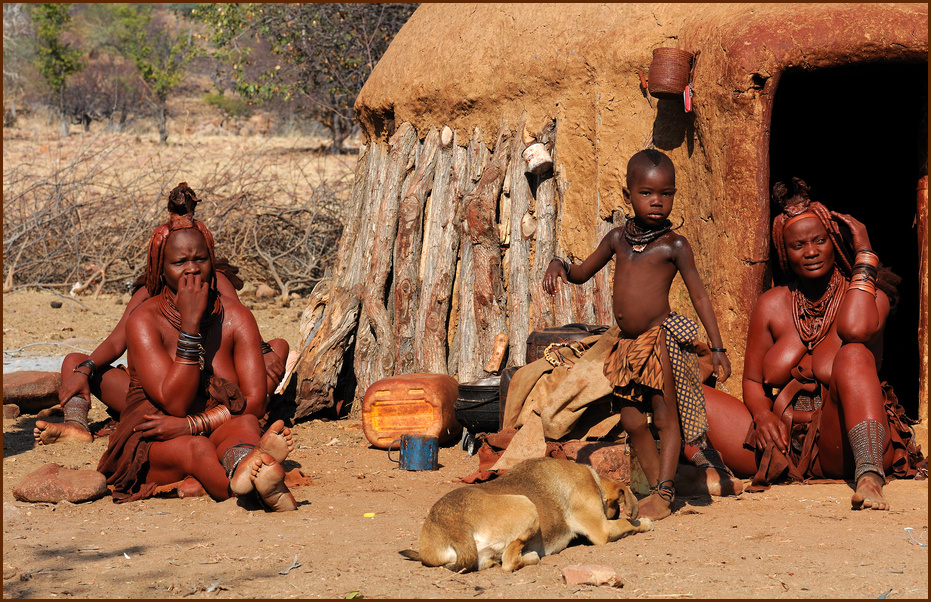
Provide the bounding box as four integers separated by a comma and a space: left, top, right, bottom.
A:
3, 130, 352, 297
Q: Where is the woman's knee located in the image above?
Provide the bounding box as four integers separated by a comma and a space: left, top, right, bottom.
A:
833, 343, 876, 373
232, 413, 260, 429
831, 343, 881, 394
269, 338, 289, 359
61, 353, 89, 374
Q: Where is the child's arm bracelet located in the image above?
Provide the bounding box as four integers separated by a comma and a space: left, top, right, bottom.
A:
709, 347, 727, 353
551, 256, 571, 273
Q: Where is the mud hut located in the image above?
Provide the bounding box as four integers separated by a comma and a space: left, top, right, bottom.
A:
291, 3, 928, 449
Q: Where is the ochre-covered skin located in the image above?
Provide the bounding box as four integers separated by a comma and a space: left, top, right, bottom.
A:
354, 3, 927, 393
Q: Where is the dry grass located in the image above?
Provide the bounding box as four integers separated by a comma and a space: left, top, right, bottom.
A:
3, 106, 358, 298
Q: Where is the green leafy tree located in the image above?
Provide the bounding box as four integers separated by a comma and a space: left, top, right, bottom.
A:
195, 3, 417, 153
32, 3, 85, 137
111, 4, 200, 143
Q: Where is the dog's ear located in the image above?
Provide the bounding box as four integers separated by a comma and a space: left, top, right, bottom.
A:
600, 479, 622, 518
623, 485, 639, 520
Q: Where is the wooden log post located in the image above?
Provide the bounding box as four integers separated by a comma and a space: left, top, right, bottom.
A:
528, 119, 559, 332
448, 128, 488, 377
292, 283, 361, 419
393, 128, 441, 374
505, 112, 532, 366
460, 123, 511, 382
353, 123, 418, 405
291, 142, 380, 418
916, 176, 928, 451
415, 127, 468, 375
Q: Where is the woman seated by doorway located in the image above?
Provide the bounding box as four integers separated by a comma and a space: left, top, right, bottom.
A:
696, 177, 924, 509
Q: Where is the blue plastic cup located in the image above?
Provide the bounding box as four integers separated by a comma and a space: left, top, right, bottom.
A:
388, 434, 439, 471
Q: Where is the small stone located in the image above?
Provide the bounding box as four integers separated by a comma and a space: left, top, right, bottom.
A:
441, 125, 454, 146
50, 300, 63, 309
240, 281, 258, 298
561, 440, 631, 484
255, 283, 277, 299
3, 404, 21, 419
562, 564, 624, 588
12, 463, 109, 504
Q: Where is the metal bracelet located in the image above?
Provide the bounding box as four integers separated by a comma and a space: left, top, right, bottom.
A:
77, 359, 97, 377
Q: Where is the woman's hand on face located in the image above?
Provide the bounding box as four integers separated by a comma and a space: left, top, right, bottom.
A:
542, 260, 567, 295
830, 211, 872, 252
134, 414, 191, 440
175, 273, 210, 330
753, 410, 789, 454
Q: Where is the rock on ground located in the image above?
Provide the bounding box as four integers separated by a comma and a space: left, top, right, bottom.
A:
12, 462, 109, 504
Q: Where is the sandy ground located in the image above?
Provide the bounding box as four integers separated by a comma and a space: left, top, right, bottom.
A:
4, 291, 929, 600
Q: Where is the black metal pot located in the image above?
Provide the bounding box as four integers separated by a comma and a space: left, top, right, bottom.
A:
455, 375, 501, 434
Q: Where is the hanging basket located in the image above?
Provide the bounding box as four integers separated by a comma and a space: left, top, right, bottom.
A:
648, 47, 694, 99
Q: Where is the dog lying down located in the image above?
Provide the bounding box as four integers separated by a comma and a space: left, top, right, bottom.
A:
400, 457, 654, 572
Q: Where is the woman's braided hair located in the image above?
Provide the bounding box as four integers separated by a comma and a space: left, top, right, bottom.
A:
771, 177, 900, 311
143, 182, 218, 297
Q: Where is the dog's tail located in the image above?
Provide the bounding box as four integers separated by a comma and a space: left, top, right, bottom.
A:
399, 549, 422, 562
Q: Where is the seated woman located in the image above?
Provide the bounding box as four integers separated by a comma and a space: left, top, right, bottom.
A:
697, 178, 923, 510
95, 184, 297, 511
35, 184, 289, 445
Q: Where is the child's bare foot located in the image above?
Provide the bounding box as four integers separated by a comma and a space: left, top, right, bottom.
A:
675, 464, 744, 497
178, 476, 208, 498
258, 419, 294, 464
250, 451, 298, 512
851, 471, 889, 510
34, 421, 93, 445
638, 491, 673, 520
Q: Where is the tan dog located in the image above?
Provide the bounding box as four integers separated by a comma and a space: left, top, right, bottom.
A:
400, 457, 653, 572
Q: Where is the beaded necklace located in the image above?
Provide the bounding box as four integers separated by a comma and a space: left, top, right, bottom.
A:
791, 267, 846, 351
624, 217, 673, 252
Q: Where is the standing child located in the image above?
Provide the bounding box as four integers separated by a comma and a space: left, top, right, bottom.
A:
543, 149, 731, 520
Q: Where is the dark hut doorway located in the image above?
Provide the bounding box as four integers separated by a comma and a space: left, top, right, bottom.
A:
768, 61, 928, 418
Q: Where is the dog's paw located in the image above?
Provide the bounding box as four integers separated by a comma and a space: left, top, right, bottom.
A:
636, 517, 654, 532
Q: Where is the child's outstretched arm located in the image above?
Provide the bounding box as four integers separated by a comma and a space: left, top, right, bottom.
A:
542, 228, 620, 295
674, 238, 731, 382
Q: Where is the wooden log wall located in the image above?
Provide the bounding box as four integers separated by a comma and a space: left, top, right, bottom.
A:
292, 116, 620, 418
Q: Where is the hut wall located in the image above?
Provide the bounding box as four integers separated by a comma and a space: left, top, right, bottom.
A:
294, 3, 928, 440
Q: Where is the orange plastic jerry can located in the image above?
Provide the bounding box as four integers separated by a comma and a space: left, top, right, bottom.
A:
361, 373, 462, 449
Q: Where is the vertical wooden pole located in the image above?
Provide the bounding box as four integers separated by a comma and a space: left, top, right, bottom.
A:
353, 123, 418, 403
915, 176, 928, 451
460, 123, 511, 382
529, 120, 559, 332
506, 112, 532, 366
415, 129, 467, 375
393, 128, 440, 374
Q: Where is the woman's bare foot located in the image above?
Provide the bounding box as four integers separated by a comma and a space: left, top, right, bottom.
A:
229, 449, 261, 496
675, 464, 744, 497
851, 471, 889, 510
34, 421, 93, 445
258, 419, 294, 464
250, 451, 298, 511
178, 476, 208, 498
638, 491, 673, 520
